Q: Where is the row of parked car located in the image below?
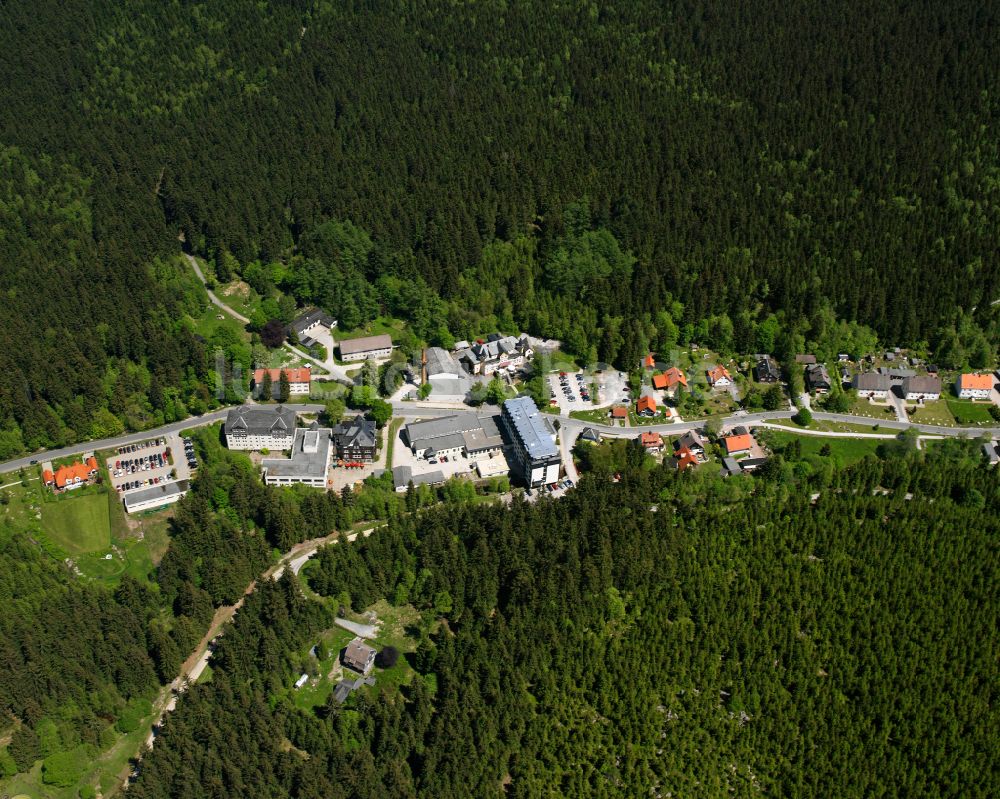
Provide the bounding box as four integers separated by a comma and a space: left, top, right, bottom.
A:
121, 476, 169, 491
117, 438, 165, 455
183, 438, 198, 469
114, 450, 167, 477
527, 478, 574, 496
558, 372, 591, 402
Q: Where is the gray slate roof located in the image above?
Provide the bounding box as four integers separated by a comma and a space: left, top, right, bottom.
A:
393, 465, 446, 489
332, 415, 377, 449
338, 334, 393, 356
852, 373, 891, 392
902, 376, 941, 395
226, 405, 297, 437
425, 347, 461, 377
289, 308, 335, 335
502, 397, 558, 459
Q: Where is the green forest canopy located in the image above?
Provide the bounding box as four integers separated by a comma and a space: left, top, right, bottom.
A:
0, 0, 998, 457
126, 445, 999, 798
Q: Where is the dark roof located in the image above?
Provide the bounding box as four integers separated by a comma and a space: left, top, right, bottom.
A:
225, 405, 297, 437
289, 308, 335, 334
852, 373, 891, 391
902, 376, 941, 395
579, 427, 601, 442
332, 415, 377, 449
339, 334, 393, 356
676, 430, 706, 451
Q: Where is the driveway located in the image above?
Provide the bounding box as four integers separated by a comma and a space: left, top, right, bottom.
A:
888, 386, 909, 422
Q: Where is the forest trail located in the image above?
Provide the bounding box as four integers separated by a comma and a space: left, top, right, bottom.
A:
114, 521, 382, 794
184, 253, 252, 325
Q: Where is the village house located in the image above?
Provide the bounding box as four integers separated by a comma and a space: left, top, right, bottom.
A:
754, 355, 781, 383
636, 395, 658, 417
671, 445, 699, 472
675, 430, 707, 461
902, 376, 942, 402
706, 365, 733, 388
252, 366, 312, 398
852, 372, 891, 400
643, 353, 656, 369
457, 333, 533, 376
640, 431, 664, 454
43, 456, 99, 491
342, 638, 377, 675
653, 367, 687, 395
805, 363, 832, 394
609, 406, 628, 422
722, 427, 754, 456
955, 373, 993, 400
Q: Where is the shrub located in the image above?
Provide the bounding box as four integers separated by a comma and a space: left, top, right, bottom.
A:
116, 697, 153, 734
793, 407, 813, 426
375, 646, 400, 669
42, 746, 91, 787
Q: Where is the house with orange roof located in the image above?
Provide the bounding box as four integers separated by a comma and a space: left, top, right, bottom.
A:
253, 366, 312, 398
610, 406, 628, 421
643, 353, 655, 369
706, 365, 733, 387
636, 395, 658, 417
653, 367, 687, 395
43, 456, 99, 492
955, 373, 993, 400
673, 445, 699, 471
722, 430, 754, 455
640, 431, 663, 453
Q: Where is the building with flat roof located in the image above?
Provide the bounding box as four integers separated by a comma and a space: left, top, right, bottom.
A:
124, 479, 190, 514
338, 334, 393, 362
261, 427, 331, 488
403, 414, 503, 461
475, 453, 510, 479
500, 397, 560, 487
224, 405, 298, 451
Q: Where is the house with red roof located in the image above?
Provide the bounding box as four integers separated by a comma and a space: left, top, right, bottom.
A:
956, 373, 993, 400
723, 430, 754, 455
706, 365, 733, 387
652, 367, 688, 395
43, 456, 99, 492
253, 366, 312, 398
643, 353, 655, 369
640, 431, 663, 453
609, 406, 628, 421
673, 445, 699, 471
636, 395, 658, 417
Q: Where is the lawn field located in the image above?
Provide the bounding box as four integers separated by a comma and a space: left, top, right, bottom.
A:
945, 397, 996, 425
762, 430, 883, 466
904, 400, 956, 426
39, 492, 110, 554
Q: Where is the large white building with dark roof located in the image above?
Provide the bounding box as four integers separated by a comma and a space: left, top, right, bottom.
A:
500, 397, 560, 487
403, 414, 504, 461
224, 405, 298, 451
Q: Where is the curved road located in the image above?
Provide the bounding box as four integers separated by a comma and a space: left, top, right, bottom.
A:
185, 253, 251, 324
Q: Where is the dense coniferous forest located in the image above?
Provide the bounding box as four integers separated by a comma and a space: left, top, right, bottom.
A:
0, 1, 998, 455
127, 446, 999, 798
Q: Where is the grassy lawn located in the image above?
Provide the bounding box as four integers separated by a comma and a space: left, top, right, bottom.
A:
39, 492, 110, 555
762, 430, 883, 466
335, 316, 407, 344
905, 400, 956, 426
768, 418, 883, 434
847, 396, 898, 420
945, 397, 996, 425
569, 408, 615, 424
385, 418, 404, 467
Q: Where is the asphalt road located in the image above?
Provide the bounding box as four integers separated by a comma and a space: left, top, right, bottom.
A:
0, 402, 484, 476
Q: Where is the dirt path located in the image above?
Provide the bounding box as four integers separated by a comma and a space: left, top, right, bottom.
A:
112, 522, 381, 794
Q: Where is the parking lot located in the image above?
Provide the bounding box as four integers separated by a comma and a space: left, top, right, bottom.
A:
545, 370, 630, 414
105, 432, 196, 496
